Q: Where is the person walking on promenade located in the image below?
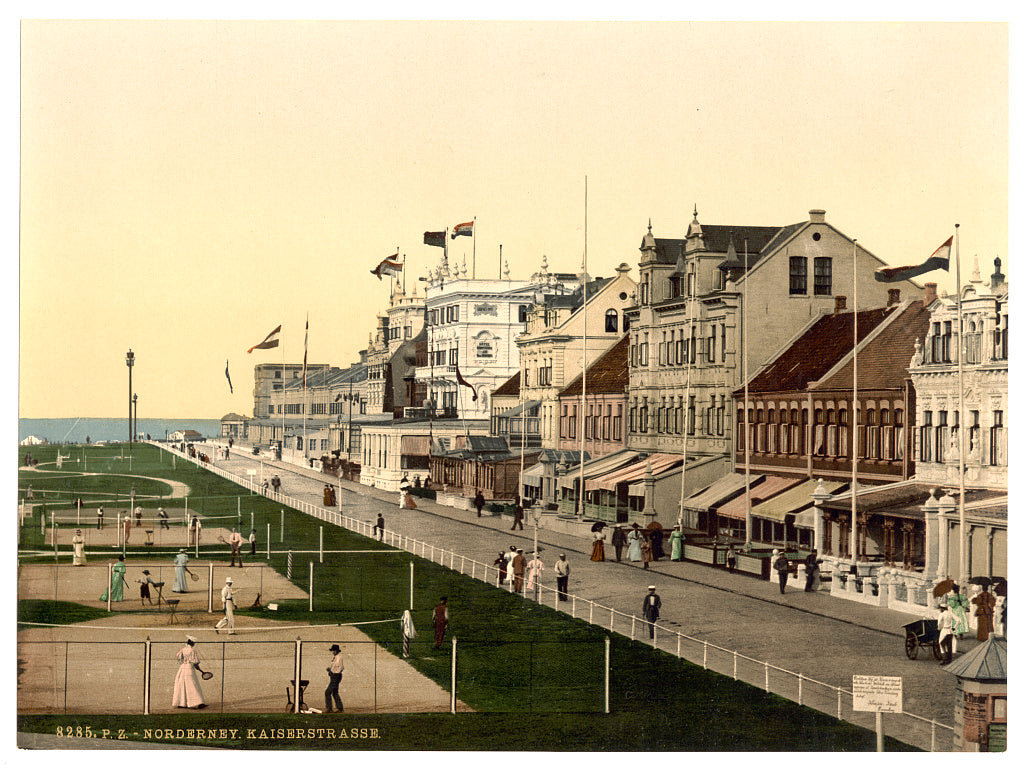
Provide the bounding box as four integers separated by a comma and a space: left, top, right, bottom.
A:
641, 586, 661, 640
474, 490, 486, 518
938, 603, 955, 665
611, 524, 627, 562
172, 637, 206, 709
627, 523, 643, 562
100, 555, 127, 602
725, 545, 737, 572
249, 528, 257, 556
772, 549, 790, 594
494, 551, 508, 587
973, 585, 997, 641
512, 502, 524, 530
526, 550, 544, 593
72, 529, 86, 566
511, 549, 526, 592
803, 550, 821, 592
432, 597, 449, 649
96, 506, 104, 530
554, 553, 570, 601
399, 475, 411, 508
373, 513, 385, 541
324, 644, 345, 712
947, 584, 970, 638
158, 507, 170, 530
650, 527, 664, 561
640, 533, 653, 570
228, 527, 244, 567
215, 576, 236, 634
400, 610, 417, 658
668, 526, 684, 562
591, 528, 606, 562
173, 549, 195, 592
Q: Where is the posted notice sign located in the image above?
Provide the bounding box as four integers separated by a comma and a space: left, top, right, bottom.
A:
853, 675, 903, 713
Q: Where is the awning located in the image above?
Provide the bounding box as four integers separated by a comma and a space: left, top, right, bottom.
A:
402, 435, 431, 456
586, 453, 684, 493
682, 472, 766, 513
500, 400, 540, 418
522, 462, 545, 486
715, 475, 804, 520
793, 510, 816, 529
750, 479, 846, 523
559, 450, 640, 490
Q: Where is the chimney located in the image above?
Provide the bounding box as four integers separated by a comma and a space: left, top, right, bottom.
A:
834, 295, 847, 312
809, 209, 826, 224
991, 257, 1005, 291
924, 283, 938, 306
887, 288, 901, 306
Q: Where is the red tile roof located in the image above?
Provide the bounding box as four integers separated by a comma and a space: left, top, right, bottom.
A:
492, 370, 520, 397
559, 334, 630, 397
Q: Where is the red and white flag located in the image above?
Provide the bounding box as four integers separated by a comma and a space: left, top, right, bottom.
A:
874, 236, 952, 283
451, 221, 474, 239
455, 365, 478, 401
371, 254, 403, 280
247, 325, 281, 353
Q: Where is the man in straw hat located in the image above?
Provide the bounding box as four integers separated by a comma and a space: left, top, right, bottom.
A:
325, 644, 345, 712
215, 576, 236, 634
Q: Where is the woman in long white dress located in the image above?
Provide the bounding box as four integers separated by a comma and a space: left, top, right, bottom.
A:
172, 637, 206, 709
627, 524, 643, 562
72, 530, 86, 566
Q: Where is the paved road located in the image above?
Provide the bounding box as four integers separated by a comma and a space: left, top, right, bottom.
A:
210, 446, 968, 748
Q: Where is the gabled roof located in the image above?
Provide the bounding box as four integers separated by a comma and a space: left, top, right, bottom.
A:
739, 305, 898, 394
492, 371, 521, 397
559, 334, 629, 397
220, 413, 246, 422
545, 277, 614, 310
818, 301, 931, 390
649, 225, 782, 266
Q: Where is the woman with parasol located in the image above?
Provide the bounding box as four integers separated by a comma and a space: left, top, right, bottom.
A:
970, 577, 997, 641
590, 522, 606, 562
172, 636, 208, 709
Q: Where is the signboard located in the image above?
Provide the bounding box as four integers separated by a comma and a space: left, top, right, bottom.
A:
962, 691, 988, 743
852, 675, 903, 713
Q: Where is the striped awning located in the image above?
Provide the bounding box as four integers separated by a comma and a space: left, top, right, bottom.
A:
750, 479, 846, 523
715, 475, 804, 521
522, 462, 545, 486
682, 472, 766, 513
559, 450, 640, 490
586, 453, 684, 493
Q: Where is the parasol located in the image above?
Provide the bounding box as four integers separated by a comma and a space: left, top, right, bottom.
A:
590, 522, 606, 532
933, 578, 955, 598
648, 521, 663, 531
968, 576, 992, 588
991, 577, 1007, 596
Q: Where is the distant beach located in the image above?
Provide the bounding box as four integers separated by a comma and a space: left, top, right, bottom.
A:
19, 417, 222, 445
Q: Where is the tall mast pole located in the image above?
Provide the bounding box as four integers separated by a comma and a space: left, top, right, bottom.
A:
579, 176, 588, 518
850, 241, 859, 562
955, 224, 966, 581
743, 241, 751, 547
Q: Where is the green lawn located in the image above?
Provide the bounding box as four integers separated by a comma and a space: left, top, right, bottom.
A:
17, 442, 915, 751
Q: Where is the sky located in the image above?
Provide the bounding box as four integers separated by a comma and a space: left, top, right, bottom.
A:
17, 18, 1010, 419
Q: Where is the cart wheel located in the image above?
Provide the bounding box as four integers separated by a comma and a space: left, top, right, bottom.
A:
905, 635, 918, 660
931, 642, 943, 660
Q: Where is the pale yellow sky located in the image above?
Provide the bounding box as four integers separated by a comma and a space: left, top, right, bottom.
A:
18, 20, 1009, 418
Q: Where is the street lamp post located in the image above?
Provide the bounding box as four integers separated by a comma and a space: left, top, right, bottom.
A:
133, 393, 138, 442
126, 350, 135, 448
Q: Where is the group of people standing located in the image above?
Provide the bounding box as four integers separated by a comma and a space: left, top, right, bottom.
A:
492, 545, 546, 595
590, 522, 684, 569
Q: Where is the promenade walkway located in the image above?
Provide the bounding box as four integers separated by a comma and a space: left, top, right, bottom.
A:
202, 442, 967, 749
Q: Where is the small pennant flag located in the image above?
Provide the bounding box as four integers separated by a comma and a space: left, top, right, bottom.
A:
455, 365, 479, 401
371, 254, 403, 280
451, 221, 474, 239
875, 236, 952, 283
334, 393, 343, 402
225, 360, 233, 393
424, 231, 446, 248
247, 325, 281, 353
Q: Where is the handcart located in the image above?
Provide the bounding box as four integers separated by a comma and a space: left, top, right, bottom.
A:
903, 618, 942, 660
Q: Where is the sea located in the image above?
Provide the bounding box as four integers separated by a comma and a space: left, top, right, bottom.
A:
18, 418, 222, 445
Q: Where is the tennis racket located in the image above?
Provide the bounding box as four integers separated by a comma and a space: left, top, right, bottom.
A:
195, 666, 214, 680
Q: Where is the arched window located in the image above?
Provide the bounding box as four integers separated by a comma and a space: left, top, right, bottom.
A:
605, 309, 618, 333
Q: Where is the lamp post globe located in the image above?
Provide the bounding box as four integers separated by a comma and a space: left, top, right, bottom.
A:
125, 350, 135, 447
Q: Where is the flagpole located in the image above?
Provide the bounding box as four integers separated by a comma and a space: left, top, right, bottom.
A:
579, 176, 587, 520
280, 335, 285, 462
851, 241, 858, 563
955, 223, 966, 582
681, 241, 698, 532
303, 313, 309, 464
472, 217, 477, 279
743, 240, 751, 548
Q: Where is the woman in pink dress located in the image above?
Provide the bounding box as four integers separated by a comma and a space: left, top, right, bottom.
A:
172, 636, 206, 709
